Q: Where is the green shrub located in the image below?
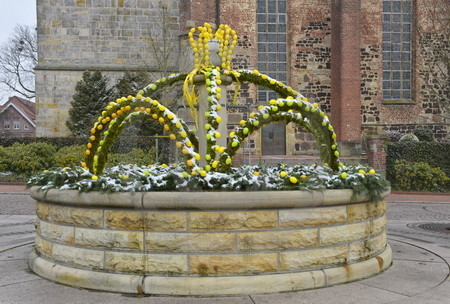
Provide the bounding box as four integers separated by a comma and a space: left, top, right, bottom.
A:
0, 136, 168, 155
413, 128, 434, 142
5, 142, 57, 174
54, 145, 86, 167
0, 137, 86, 149
392, 160, 449, 192
0, 146, 9, 171
399, 133, 419, 142
387, 142, 450, 181
107, 147, 156, 167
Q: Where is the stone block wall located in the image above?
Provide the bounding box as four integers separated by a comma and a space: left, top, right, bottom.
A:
36, 0, 449, 147
36, 0, 180, 136
31, 188, 391, 295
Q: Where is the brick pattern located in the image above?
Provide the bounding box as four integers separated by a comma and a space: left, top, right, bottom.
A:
35, 0, 449, 151
294, 19, 331, 114
35, 199, 387, 275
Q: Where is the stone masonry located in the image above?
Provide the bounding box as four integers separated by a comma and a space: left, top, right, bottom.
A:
29, 187, 391, 295
36, 0, 449, 151
35, 0, 180, 136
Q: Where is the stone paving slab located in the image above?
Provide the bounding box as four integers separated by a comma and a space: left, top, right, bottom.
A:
0, 239, 447, 304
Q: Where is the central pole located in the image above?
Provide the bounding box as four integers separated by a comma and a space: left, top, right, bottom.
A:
195, 76, 230, 167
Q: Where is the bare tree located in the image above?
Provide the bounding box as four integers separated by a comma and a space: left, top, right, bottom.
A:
147, 0, 180, 77
143, 0, 182, 107
0, 25, 37, 100
417, 1, 450, 115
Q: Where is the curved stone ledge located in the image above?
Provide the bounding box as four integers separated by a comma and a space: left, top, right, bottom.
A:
30, 188, 390, 295
30, 187, 390, 210
29, 244, 392, 296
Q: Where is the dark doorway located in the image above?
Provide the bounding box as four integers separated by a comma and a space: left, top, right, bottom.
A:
262, 122, 286, 155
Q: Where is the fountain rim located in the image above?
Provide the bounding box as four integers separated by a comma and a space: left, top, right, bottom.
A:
29, 186, 390, 210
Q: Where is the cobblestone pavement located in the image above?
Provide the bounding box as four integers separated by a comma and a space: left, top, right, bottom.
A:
0, 193, 35, 215
0, 191, 449, 303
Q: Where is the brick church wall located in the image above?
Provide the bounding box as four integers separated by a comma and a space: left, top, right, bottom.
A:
289, 0, 331, 154
36, 0, 449, 146
374, 0, 449, 142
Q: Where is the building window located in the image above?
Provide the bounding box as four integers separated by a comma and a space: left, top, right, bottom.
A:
382, 0, 412, 100
24, 123, 28, 130
13, 119, 20, 130
4, 120, 10, 129
257, 0, 287, 102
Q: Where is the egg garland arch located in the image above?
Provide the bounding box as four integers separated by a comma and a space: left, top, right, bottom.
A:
84, 23, 341, 176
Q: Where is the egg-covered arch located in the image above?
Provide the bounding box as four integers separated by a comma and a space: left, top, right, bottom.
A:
84, 23, 341, 175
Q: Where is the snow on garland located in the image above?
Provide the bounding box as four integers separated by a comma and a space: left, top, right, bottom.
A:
29, 23, 390, 200
28, 163, 389, 201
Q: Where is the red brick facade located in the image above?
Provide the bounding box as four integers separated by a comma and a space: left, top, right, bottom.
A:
0, 96, 36, 137
330, 0, 362, 143
35, 0, 449, 168
179, 0, 449, 145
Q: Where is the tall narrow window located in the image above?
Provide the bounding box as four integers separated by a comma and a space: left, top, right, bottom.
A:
257, 0, 287, 102
4, 120, 10, 129
13, 119, 20, 130
257, 0, 287, 155
382, 0, 412, 100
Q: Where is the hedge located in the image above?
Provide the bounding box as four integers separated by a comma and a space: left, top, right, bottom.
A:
387, 142, 450, 188
0, 144, 157, 176
391, 160, 449, 192
0, 136, 173, 156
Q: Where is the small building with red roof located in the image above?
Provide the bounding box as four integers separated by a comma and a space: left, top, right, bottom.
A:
0, 96, 36, 137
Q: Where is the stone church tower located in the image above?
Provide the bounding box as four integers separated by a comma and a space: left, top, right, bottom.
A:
36, 0, 449, 164
35, 0, 181, 136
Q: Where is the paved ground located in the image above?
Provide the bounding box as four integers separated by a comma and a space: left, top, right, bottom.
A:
0, 185, 449, 303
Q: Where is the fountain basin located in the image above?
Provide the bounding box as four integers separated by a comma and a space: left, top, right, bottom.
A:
29, 187, 391, 296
